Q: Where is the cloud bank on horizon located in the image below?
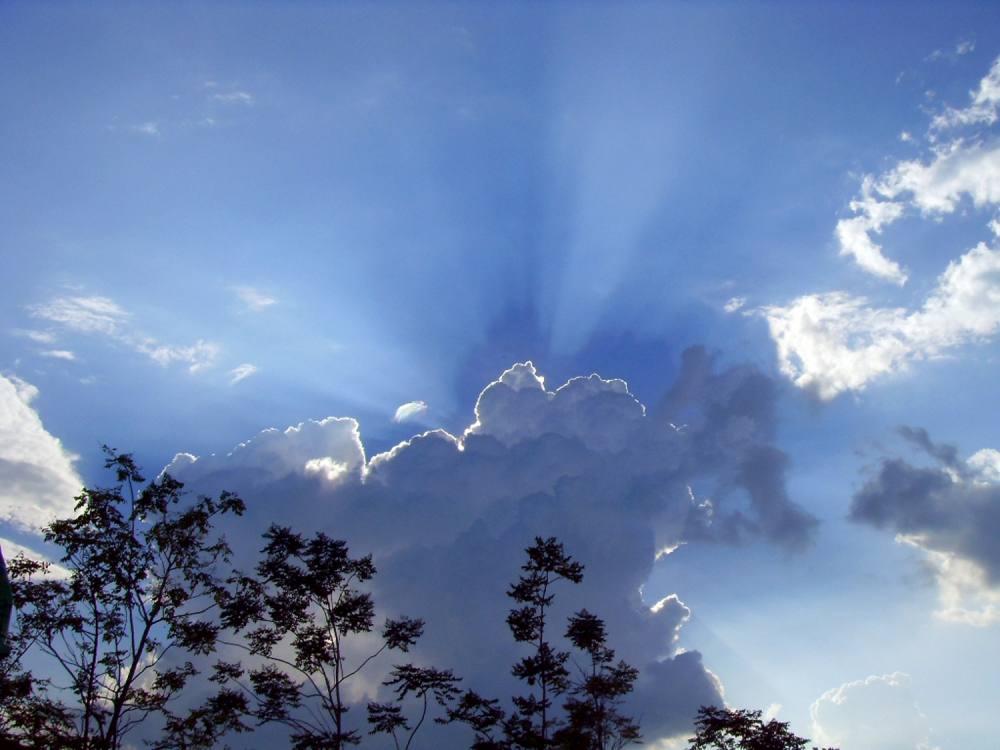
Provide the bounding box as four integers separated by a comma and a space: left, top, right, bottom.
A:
764, 55, 1000, 401
164, 351, 816, 743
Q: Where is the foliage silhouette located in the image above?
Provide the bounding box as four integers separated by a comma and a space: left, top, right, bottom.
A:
688, 706, 838, 750
447, 536, 640, 750
216, 525, 453, 749
0, 447, 246, 750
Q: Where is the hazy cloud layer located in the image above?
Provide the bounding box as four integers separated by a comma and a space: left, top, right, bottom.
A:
810, 673, 934, 750
0, 374, 83, 535
765, 56, 1000, 399
167, 350, 816, 744
851, 429, 1000, 625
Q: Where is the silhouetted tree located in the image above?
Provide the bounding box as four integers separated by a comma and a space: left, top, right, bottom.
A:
216, 526, 444, 749
0, 447, 246, 750
448, 537, 639, 750
689, 706, 838, 750
553, 610, 639, 750
367, 664, 461, 750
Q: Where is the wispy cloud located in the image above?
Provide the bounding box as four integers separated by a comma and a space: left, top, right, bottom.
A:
957, 39, 976, 56
211, 91, 254, 106
31, 295, 127, 335
229, 363, 258, 384
723, 297, 746, 314
133, 121, 161, 137
30, 295, 218, 374
40, 350, 75, 361
12, 329, 55, 344
932, 55, 1000, 130
232, 286, 277, 312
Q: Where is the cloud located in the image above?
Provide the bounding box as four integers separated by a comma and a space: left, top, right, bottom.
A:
0, 374, 83, 536
392, 400, 428, 423
932, 56, 1000, 130
232, 286, 276, 312
0, 536, 70, 578
12, 329, 55, 344
30, 295, 219, 373
956, 40, 976, 56
165, 351, 817, 744
133, 121, 161, 137
229, 363, 258, 384
768, 57, 1000, 398
850, 429, 1000, 625
211, 91, 254, 106
764, 240, 1000, 399
40, 350, 75, 361
139, 340, 219, 372
723, 297, 746, 313
810, 673, 934, 750
834, 177, 907, 284
31, 295, 128, 336
879, 140, 1000, 213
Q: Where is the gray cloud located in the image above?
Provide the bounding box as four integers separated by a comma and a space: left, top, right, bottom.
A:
851, 429, 1000, 624
167, 349, 816, 744
851, 431, 1000, 584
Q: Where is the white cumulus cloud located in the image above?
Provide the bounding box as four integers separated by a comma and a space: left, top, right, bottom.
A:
764, 241, 1000, 399
0, 374, 83, 535
811, 673, 934, 750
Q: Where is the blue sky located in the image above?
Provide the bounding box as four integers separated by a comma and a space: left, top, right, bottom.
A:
4, 3, 1000, 748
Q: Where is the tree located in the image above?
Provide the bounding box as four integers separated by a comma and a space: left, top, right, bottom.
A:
447, 537, 640, 750
216, 525, 447, 749
505, 536, 584, 747
688, 706, 838, 750
366, 664, 461, 750
0, 447, 247, 750
553, 610, 639, 750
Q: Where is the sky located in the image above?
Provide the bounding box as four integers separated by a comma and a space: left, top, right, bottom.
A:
4, 2, 1000, 748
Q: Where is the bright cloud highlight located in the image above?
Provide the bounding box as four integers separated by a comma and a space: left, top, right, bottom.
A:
0, 374, 83, 535
392, 400, 428, 423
